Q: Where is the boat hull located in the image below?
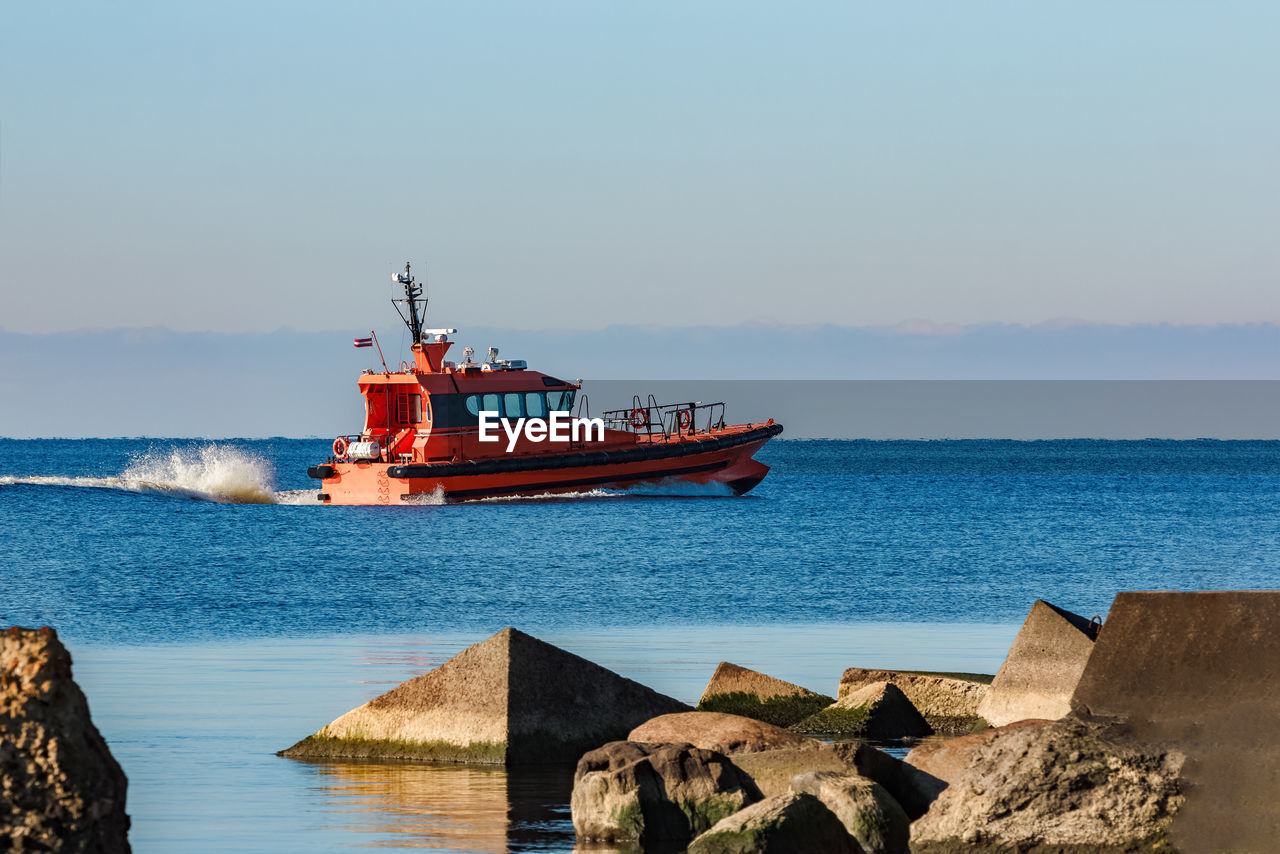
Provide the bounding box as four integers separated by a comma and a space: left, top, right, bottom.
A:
310, 423, 781, 504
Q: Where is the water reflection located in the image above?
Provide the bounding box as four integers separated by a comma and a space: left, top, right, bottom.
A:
295, 758, 614, 852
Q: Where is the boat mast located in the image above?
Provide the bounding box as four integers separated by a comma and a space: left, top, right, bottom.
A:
391, 262, 426, 343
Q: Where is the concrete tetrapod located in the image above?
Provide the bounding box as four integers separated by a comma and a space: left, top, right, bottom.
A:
697, 662, 835, 727
838, 668, 990, 734
796, 682, 933, 740
977, 599, 1099, 727
280, 628, 689, 764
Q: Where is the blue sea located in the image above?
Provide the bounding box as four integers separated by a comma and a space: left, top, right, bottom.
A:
3, 437, 1280, 852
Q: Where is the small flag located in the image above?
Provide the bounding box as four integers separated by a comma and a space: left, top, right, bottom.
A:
354, 337, 374, 349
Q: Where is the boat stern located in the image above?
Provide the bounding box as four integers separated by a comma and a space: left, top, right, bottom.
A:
307, 462, 407, 505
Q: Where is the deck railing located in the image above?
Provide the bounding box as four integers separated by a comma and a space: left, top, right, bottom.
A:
601, 397, 728, 441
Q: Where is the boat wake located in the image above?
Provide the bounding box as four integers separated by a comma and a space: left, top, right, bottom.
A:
0, 445, 281, 504
401, 486, 447, 505
0, 452, 734, 506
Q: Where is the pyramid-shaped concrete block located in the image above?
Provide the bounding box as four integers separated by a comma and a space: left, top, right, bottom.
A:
695, 662, 835, 726
977, 600, 1099, 727
698, 662, 824, 705
838, 667, 989, 733
279, 628, 690, 764
797, 681, 933, 739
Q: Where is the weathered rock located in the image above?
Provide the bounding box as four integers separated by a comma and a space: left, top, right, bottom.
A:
909, 716, 1184, 853
797, 682, 932, 740
838, 668, 990, 734
628, 711, 821, 755
571, 740, 760, 844
697, 662, 834, 727
688, 791, 862, 854
2, 626, 131, 853
280, 628, 689, 764
1070, 591, 1280, 852
831, 742, 945, 821
729, 745, 854, 797
977, 599, 1099, 728
791, 771, 909, 854
904, 719, 1050, 786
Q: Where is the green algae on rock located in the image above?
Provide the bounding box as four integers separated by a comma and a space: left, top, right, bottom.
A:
696, 662, 835, 727
698, 690, 835, 728
790, 703, 872, 737
795, 682, 931, 740
278, 628, 688, 765
278, 734, 506, 764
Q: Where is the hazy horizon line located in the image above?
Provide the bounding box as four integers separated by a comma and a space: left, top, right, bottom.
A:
7, 318, 1280, 338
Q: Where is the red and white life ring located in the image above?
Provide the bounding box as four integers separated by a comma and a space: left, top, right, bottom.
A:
678, 410, 693, 430
630, 408, 647, 428
332, 437, 349, 458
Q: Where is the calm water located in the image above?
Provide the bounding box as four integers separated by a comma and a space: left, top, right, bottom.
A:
4, 438, 1280, 851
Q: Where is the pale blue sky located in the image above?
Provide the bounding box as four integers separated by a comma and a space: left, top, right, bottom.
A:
3, 2, 1278, 333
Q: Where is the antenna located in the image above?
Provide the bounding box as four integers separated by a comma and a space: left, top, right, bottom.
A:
390, 261, 426, 343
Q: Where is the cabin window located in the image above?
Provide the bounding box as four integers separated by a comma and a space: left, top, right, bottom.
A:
395, 394, 422, 424
482, 393, 502, 415
422, 396, 432, 423
525, 392, 546, 418
504, 393, 524, 418
465, 395, 480, 417
547, 389, 576, 412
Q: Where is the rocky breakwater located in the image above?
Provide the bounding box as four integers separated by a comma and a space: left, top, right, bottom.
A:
689, 662, 942, 743
2, 626, 130, 853
899, 595, 1187, 852
905, 591, 1280, 851
279, 627, 689, 764
627, 708, 851, 798
575, 708, 919, 852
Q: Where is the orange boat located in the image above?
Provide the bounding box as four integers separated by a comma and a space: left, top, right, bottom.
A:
308, 264, 783, 504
